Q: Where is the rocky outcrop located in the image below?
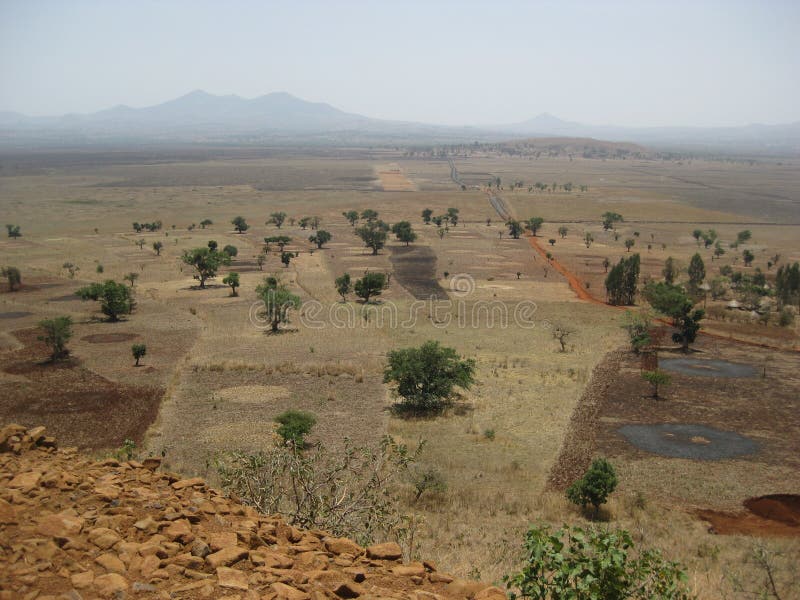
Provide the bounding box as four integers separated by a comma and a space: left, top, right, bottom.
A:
0, 425, 505, 600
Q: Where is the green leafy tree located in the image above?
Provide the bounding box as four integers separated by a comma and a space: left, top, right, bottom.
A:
274, 410, 316, 446
421, 208, 433, 224
601, 212, 623, 230
663, 256, 678, 284
742, 249, 755, 266
207, 240, 218, 252
713, 241, 726, 260
222, 245, 238, 258
431, 215, 445, 227
200, 219, 213, 229
360, 209, 379, 223
391, 221, 417, 246
687, 253, 705, 292
643, 282, 704, 351
584, 232, 595, 248
504, 523, 692, 600
624, 238, 635, 252
335, 273, 352, 302
605, 254, 640, 306
2, 266, 21, 291
736, 230, 752, 245
692, 229, 703, 246
342, 210, 359, 226
255, 276, 301, 332
446, 207, 459, 226
62, 262, 79, 279
264, 235, 291, 251
566, 458, 617, 516
525, 217, 544, 236
702, 229, 717, 249
621, 310, 652, 353
383, 340, 475, 413
6, 224, 21, 238
124, 272, 139, 287
268, 211, 287, 228
298, 216, 311, 230
131, 343, 147, 366
354, 271, 387, 302
558, 226, 568, 238
356, 220, 389, 255
38, 316, 73, 360
152, 241, 163, 256
182, 247, 230, 288
309, 230, 332, 249
280, 251, 292, 268
76, 280, 134, 321
223, 272, 240, 296
775, 262, 800, 308
642, 369, 671, 399
507, 220, 524, 239
231, 216, 249, 233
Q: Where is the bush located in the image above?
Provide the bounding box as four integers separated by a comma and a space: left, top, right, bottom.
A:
505, 523, 692, 599
566, 458, 617, 517
76, 280, 134, 321
132, 343, 147, 366
274, 410, 316, 446
38, 316, 73, 360
411, 466, 447, 501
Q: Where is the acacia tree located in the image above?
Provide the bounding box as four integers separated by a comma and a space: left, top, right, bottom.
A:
584, 232, 594, 248
223, 272, 240, 296
605, 254, 640, 306
76, 280, 134, 321
231, 216, 249, 233
268, 212, 287, 228
360, 209, 378, 223
6, 224, 21, 238
181, 247, 231, 288
391, 221, 417, 246
354, 271, 387, 303
2, 266, 21, 291
662, 256, 678, 284
601, 212, 623, 230
507, 220, 524, 239
643, 281, 705, 351
38, 316, 73, 360
281, 251, 292, 268
342, 210, 359, 227
446, 208, 459, 227
152, 241, 163, 256
309, 230, 332, 249
255, 276, 301, 332
642, 369, 671, 399
525, 217, 544, 236
200, 219, 213, 229
743, 249, 755, 266
335, 273, 352, 302
421, 208, 433, 224
558, 226, 568, 238
566, 458, 617, 517
383, 340, 475, 413
356, 220, 389, 255
131, 343, 147, 366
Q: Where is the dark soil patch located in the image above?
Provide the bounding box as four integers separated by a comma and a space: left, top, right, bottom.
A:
617, 423, 758, 460
696, 495, 800, 537
389, 245, 447, 300
48, 293, 81, 302
660, 357, 758, 378
0, 311, 32, 319
81, 332, 140, 344
0, 328, 163, 450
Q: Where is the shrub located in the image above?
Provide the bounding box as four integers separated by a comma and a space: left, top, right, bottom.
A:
411, 466, 447, 501
38, 316, 73, 360
2, 266, 21, 291
642, 369, 671, 398
566, 458, 617, 517
274, 410, 316, 445
132, 343, 147, 366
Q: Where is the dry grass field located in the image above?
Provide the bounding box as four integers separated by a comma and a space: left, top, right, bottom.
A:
1, 147, 798, 597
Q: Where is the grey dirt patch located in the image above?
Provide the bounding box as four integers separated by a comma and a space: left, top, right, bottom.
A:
660, 357, 758, 378
389, 245, 447, 300
0, 312, 32, 319
618, 423, 759, 460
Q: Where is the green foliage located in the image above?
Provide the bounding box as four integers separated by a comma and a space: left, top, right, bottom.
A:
621, 310, 652, 353
200, 218, 213, 229
76, 280, 134, 321
507, 220, 524, 239
602, 211, 623, 230
360, 208, 378, 222
222, 244, 238, 257
335, 273, 352, 302
391, 221, 417, 245
274, 410, 317, 445
354, 271, 387, 302
222, 272, 240, 296
411, 466, 447, 501
309, 229, 332, 248
231, 216, 249, 233
504, 523, 692, 600
2, 266, 21, 291
123, 272, 139, 287
38, 316, 73, 360
687, 253, 705, 290
280, 251, 292, 267
131, 343, 147, 366
643, 282, 704, 350
642, 369, 671, 398
566, 458, 618, 515
624, 238, 635, 251
446, 207, 459, 226
605, 254, 640, 306
6, 224, 21, 238
558, 226, 568, 238
268, 212, 287, 228
736, 229, 752, 245
584, 232, 595, 248
662, 257, 678, 284
355, 220, 389, 255
264, 235, 291, 249
113, 439, 137, 461
255, 276, 301, 332
742, 249, 755, 266
181, 247, 231, 288
775, 262, 800, 308
526, 217, 544, 236
152, 241, 163, 256
342, 210, 359, 226
421, 208, 433, 224
384, 340, 476, 413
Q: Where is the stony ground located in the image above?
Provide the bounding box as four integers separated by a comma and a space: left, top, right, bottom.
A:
0, 424, 506, 600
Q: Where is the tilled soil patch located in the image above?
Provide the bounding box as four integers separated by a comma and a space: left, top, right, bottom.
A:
0, 328, 162, 450
81, 332, 140, 344
389, 245, 447, 300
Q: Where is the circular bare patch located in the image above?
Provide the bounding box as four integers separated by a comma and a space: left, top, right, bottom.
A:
618, 423, 758, 460
82, 333, 140, 344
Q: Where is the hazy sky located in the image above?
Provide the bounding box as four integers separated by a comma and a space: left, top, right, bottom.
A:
1, 0, 799, 126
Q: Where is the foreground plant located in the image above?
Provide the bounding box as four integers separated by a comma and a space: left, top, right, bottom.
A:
505, 523, 692, 599
217, 436, 422, 546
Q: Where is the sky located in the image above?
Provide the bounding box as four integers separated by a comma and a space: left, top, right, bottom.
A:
1, 0, 799, 127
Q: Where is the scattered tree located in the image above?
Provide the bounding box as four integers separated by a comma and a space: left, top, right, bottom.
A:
255, 276, 301, 332
200, 219, 213, 229
601, 211, 623, 230
38, 316, 73, 360
642, 369, 671, 399
507, 220, 524, 239
268, 212, 287, 228
76, 280, 134, 321
354, 271, 387, 303
231, 216, 249, 233
131, 343, 147, 366
687, 252, 705, 292
743, 249, 755, 266
281, 251, 292, 268
558, 226, 568, 238
446, 207, 459, 227
6, 224, 21, 238
274, 410, 316, 446
2, 266, 21, 291
123, 272, 139, 287
566, 458, 618, 517
309, 230, 332, 249
621, 310, 652, 353
624, 238, 635, 252
223, 272, 240, 296
62, 262, 79, 279
552, 324, 574, 352
335, 273, 352, 302
391, 221, 417, 246
222, 244, 238, 258
181, 247, 230, 288
663, 256, 678, 284
605, 254, 640, 306
548, 238, 556, 246
643, 282, 704, 351
584, 232, 594, 248
152, 241, 163, 256
384, 340, 476, 413
421, 208, 433, 224
360, 209, 379, 222
355, 220, 389, 255
525, 217, 544, 236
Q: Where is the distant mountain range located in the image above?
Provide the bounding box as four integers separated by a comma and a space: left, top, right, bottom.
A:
1, 90, 798, 155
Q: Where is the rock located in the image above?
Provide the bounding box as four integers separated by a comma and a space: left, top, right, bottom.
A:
474, 586, 507, 600
95, 552, 126, 574
271, 582, 310, 600
171, 477, 205, 490
324, 537, 363, 556
93, 484, 121, 501
27, 426, 47, 443
163, 518, 195, 543
250, 551, 293, 569
133, 516, 158, 533
88, 527, 121, 550
365, 542, 403, 561
333, 581, 365, 598
206, 546, 249, 568
70, 571, 94, 589
445, 579, 488, 599
94, 573, 129, 598
391, 563, 426, 577
0, 498, 18, 525
217, 566, 249, 590
8, 470, 42, 492
36, 513, 84, 539
208, 530, 238, 551
429, 572, 454, 584
142, 457, 162, 471
191, 539, 212, 558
